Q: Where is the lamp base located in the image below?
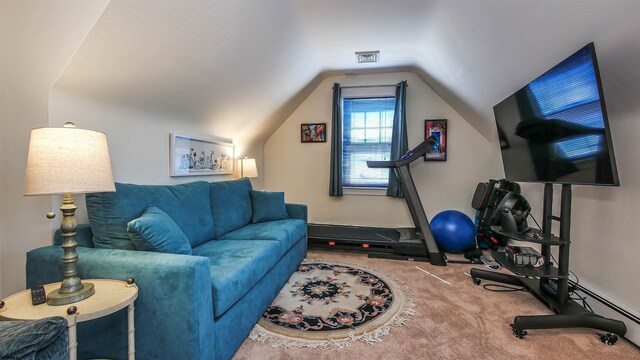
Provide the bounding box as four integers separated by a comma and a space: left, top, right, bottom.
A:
47, 282, 95, 306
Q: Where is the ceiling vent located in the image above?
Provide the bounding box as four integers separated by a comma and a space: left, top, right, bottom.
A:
355, 50, 380, 63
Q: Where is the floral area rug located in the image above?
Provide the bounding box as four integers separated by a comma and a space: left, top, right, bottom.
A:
249, 259, 415, 349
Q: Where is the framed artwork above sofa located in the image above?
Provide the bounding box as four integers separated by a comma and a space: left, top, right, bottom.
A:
170, 133, 235, 176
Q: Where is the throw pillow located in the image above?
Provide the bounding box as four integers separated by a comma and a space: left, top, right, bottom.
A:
127, 206, 192, 255
250, 190, 289, 223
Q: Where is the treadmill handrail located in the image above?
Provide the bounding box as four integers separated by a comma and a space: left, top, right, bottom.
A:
367, 160, 394, 168
366, 137, 436, 169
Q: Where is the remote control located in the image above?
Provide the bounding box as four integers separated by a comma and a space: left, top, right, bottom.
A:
480, 255, 501, 270
31, 286, 46, 305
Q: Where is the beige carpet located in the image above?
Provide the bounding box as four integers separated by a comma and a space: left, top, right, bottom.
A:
234, 250, 640, 360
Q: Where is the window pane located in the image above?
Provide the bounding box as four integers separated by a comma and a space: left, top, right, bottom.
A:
352, 112, 365, 128
348, 153, 389, 186
366, 112, 380, 128
351, 129, 365, 143
382, 127, 392, 143
383, 111, 394, 127
365, 128, 379, 143
342, 96, 396, 187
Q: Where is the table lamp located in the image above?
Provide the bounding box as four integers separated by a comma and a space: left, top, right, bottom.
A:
240, 157, 258, 178
23, 123, 115, 305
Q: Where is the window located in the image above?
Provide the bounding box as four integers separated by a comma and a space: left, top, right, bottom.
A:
342, 97, 395, 188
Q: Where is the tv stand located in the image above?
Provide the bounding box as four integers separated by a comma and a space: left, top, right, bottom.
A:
470, 183, 627, 344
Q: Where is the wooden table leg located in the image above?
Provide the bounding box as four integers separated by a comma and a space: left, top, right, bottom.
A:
66, 316, 77, 360
128, 302, 135, 359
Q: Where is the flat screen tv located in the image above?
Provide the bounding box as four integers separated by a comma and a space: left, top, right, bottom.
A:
493, 43, 619, 186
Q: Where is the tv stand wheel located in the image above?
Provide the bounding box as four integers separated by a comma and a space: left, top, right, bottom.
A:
599, 333, 618, 346
510, 324, 527, 339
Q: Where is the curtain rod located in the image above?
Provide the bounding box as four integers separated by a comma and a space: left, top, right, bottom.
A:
334, 83, 407, 89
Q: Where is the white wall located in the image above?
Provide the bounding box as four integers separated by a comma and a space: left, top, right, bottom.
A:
265, 72, 501, 227
0, 1, 109, 298
49, 90, 265, 224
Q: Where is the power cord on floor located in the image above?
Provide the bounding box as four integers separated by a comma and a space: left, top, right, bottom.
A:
567, 269, 594, 313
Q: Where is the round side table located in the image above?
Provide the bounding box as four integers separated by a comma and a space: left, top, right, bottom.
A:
0, 279, 138, 360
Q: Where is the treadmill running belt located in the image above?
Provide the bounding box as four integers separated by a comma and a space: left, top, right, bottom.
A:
308, 224, 400, 244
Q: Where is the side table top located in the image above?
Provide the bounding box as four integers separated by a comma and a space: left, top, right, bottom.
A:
0, 279, 138, 322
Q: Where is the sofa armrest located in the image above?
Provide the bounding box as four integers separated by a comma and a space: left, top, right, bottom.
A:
26, 246, 214, 360
285, 203, 307, 222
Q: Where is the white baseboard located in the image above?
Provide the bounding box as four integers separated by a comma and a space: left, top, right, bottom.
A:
574, 280, 640, 346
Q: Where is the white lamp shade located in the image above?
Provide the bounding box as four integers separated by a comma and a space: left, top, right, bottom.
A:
24, 127, 116, 195
241, 158, 258, 178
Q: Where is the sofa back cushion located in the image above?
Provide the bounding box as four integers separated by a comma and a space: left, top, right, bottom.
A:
209, 178, 253, 238
86, 181, 214, 249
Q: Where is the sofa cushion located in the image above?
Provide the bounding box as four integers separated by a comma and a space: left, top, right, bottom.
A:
250, 190, 289, 223
219, 219, 306, 256
86, 181, 214, 250
127, 206, 192, 255
192, 239, 281, 317
209, 178, 253, 238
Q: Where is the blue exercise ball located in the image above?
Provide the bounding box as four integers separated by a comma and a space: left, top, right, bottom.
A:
430, 210, 476, 253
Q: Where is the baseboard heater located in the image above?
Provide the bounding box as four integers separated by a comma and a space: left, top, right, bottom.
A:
574, 283, 640, 327
550, 280, 640, 350
566, 279, 639, 346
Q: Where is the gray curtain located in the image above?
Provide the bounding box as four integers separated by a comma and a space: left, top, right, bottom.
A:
329, 83, 343, 196
387, 81, 408, 197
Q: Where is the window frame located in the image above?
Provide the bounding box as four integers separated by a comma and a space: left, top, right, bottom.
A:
341, 93, 396, 190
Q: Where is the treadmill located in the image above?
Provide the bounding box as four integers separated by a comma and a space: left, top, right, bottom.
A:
307, 137, 447, 266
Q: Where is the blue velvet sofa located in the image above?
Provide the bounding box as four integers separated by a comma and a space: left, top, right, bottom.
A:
26, 178, 307, 360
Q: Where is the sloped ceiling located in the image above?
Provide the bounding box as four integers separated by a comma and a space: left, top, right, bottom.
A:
54, 0, 640, 144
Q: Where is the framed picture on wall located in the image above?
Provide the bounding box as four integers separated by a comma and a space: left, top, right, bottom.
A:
170, 133, 235, 176
301, 123, 327, 143
424, 119, 447, 161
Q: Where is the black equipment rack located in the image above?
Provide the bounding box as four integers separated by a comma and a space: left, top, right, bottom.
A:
470, 184, 627, 344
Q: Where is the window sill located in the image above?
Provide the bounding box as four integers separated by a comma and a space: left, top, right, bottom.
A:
343, 187, 388, 196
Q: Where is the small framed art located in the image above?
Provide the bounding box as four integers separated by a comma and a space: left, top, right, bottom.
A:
301, 123, 327, 143
170, 134, 234, 176
424, 119, 447, 161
